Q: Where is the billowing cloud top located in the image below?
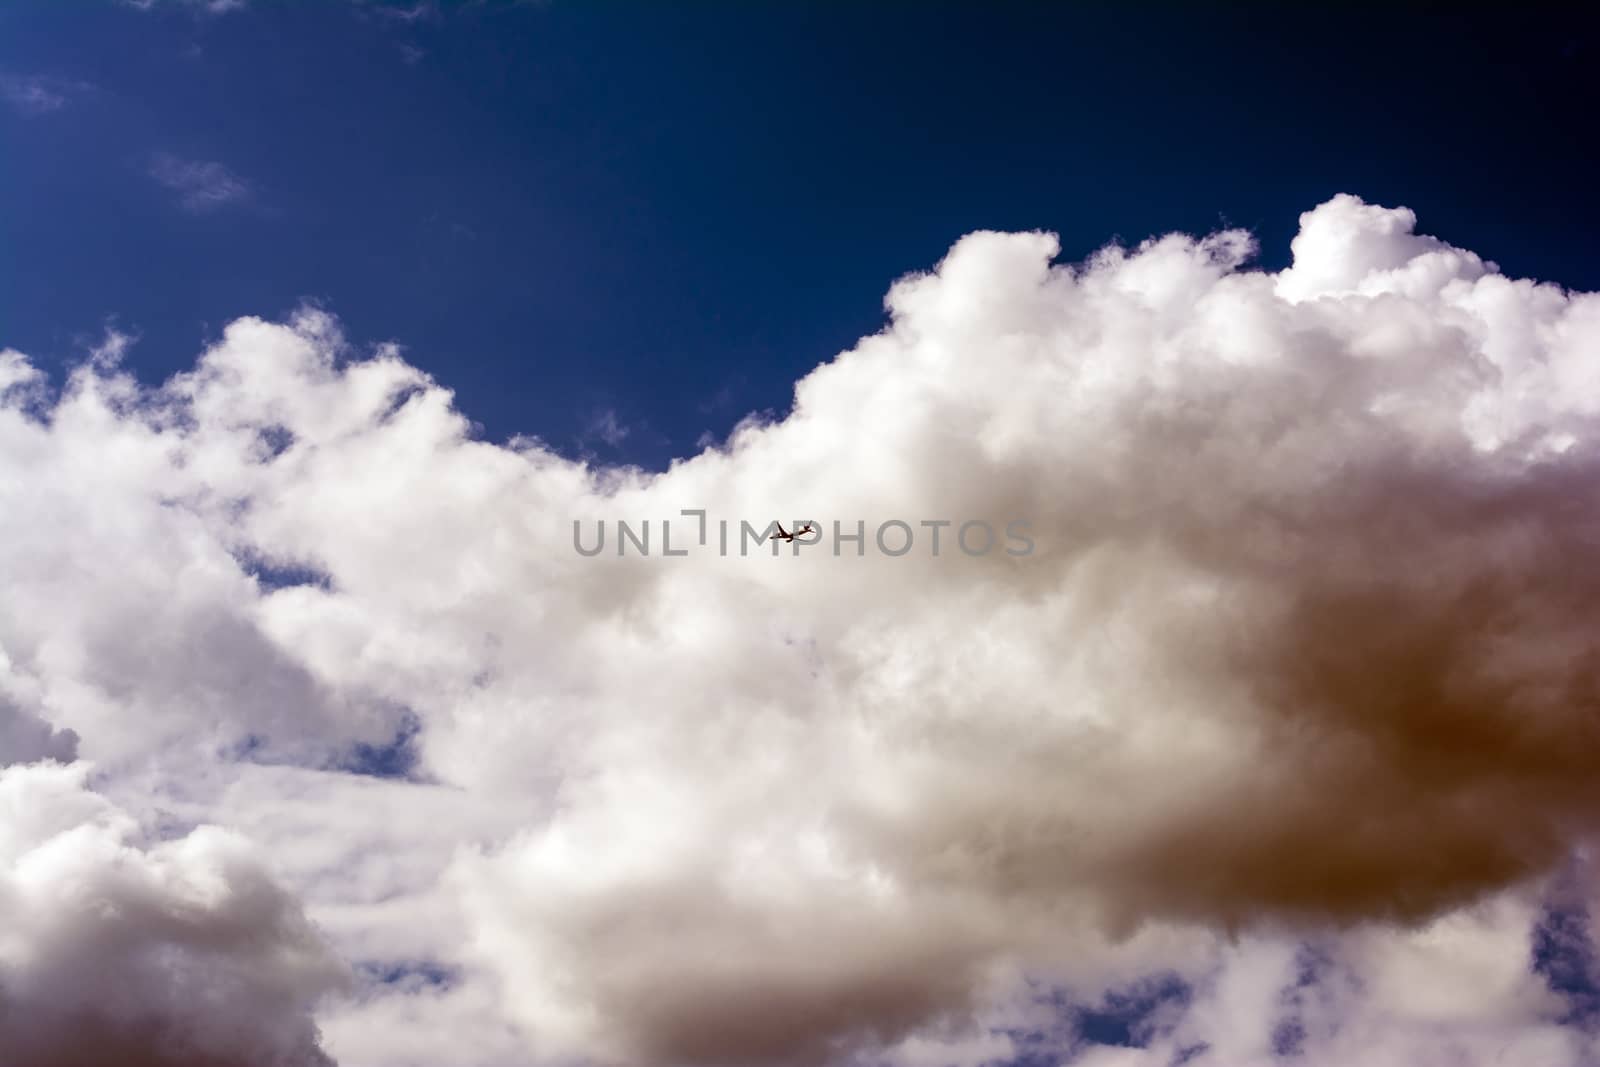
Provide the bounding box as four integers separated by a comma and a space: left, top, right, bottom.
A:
0, 762, 346, 1066
3, 195, 1600, 1066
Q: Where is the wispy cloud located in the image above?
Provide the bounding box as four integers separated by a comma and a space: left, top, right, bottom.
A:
123, 0, 248, 14
1, 74, 90, 117
353, 0, 544, 24
583, 408, 631, 448
375, 1, 438, 22
148, 153, 255, 212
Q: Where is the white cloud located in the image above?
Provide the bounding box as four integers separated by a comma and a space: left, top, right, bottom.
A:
0, 761, 346, 1066
371, 1, 437, 22
584, 407, 631, 448
4, 196, 1600, 1065
148, 153, 254, 212
123, 0, 248, 15
0, 694, 78, 765
1059, 894, 1593, 1067
0, 74, 90, 117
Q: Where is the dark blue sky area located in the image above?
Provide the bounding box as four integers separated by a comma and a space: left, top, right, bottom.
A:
3, 3, 1596, 468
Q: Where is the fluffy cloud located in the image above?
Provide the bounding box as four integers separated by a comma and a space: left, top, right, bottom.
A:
3, 195, 1600, 1065
1061, 890, 1594, 1067
0, 761, 346, 1066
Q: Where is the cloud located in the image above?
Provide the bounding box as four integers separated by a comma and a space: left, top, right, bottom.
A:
0, 695, 78, 765
4, 196, 1600, 1065
148, 153, 254, 212
1054, 891, 1594, 1067
584, 408, 631, 448
123, 0, 248, 15
370, 1, 437, 22
0, 761, 346, 1066
1, 74, 91, 117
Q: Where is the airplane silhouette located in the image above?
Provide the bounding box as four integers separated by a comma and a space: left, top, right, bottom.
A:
773, 522, 815, 543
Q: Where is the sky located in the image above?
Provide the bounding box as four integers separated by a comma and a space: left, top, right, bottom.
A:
6, 4, 1600, 1067
3, 3, 1598, 467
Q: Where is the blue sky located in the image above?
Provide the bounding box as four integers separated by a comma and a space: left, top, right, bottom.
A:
4, 3, 1596, 469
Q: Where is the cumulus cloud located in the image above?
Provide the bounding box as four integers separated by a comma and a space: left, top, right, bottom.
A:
148, 153, 254, 212
0, 761, 346, 1066
4, 194, 1600, 1065
0, 696, 78, 766
1058, 890, 1595, 1067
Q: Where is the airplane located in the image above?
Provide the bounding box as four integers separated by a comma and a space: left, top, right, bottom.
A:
773, 521, 815, 543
